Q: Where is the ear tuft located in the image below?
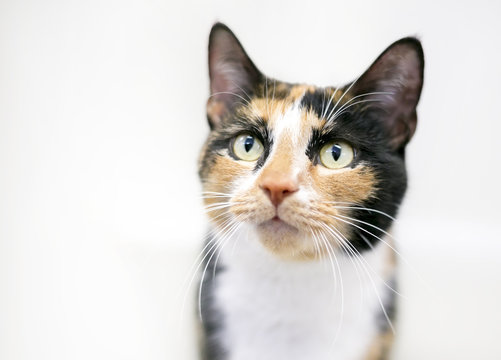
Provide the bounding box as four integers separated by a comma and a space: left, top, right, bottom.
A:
207, 23, 262, 129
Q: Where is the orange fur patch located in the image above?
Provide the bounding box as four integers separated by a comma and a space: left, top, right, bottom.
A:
364, 330, 394, 360
202, 155, 253, 226
312, 165, 377, 205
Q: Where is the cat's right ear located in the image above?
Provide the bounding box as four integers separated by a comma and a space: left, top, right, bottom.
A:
207, 23, 262, 129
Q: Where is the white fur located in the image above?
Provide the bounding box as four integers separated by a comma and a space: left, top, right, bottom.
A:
272, 100, 303, 145
212, 225, 392, 360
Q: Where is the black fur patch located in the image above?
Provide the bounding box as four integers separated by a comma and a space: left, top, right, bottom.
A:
301, 88, 331, 119
199, 234, 228, 360
304, 96, 408, 252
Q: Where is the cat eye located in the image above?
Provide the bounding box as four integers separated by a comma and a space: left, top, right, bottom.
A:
232, 134, 264, 161
319, 141, 354, 169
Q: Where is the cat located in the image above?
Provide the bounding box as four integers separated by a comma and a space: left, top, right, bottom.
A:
197, 23, 424, 360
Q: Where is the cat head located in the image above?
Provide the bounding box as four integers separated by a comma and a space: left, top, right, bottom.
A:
199, 23, 424, 260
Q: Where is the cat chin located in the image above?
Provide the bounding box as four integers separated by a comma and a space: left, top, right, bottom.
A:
258, 217, 298, 235
255, 219, 319, 261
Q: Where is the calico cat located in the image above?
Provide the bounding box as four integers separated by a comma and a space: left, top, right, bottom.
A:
198, 23, 424, 360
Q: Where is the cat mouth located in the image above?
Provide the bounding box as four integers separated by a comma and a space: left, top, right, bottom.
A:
258, 215, 298, 233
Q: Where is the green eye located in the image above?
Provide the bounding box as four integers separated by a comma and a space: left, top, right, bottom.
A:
233, 134, 264, 161
319, 141, 354, 169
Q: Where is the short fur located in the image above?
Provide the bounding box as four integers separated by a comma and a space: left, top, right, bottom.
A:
198, 23, 424, 360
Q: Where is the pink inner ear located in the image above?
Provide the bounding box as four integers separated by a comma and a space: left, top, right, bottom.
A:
206, 99, 227, 126
210, 61, 248, 101
207, 26, 262, 128
207, 62, 247, 126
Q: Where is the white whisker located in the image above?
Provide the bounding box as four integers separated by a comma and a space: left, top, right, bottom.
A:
321, 221, 396, 334
198, 218, 243, 321
314, 227, 344, 351
324, 73, 364, 121
178, 215, 237, 324
328, 99, 385, 122
209, 91, 252, 108
321, 219, 403, 298
327, 205, 397, 222
327, 91, 391, 121
318, 222, 367, 312
330, 214, 429, 291
321, 86, 340, 120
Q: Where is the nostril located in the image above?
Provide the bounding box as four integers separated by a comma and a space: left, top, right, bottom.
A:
261, 186, 271, 198
282, 188, 292, 195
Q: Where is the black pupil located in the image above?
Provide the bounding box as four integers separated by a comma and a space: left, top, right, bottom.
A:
244, 136, 254, 152
331, 144, 342, 161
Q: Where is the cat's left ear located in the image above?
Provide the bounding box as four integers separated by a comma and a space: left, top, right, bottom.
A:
351, 38, 424, 150
207, 23, 263, 129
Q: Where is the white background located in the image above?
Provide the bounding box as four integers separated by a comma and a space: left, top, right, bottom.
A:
1, 0, 501, 359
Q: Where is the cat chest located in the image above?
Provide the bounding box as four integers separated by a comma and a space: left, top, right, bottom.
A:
211, 236, 390, 360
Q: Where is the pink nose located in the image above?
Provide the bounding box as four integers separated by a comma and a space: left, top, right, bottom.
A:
259, 171, 298, 207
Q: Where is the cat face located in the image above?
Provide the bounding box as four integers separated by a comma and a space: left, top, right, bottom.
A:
199, 23, 424, 261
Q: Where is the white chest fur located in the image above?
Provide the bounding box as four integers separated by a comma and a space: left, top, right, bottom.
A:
210, 227, 393, 360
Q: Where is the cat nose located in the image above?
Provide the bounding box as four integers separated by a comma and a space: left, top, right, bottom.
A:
259, 171, 299, 207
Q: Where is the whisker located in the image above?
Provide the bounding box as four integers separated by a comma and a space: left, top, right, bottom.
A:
328, 99, 385, 123
200, 195, 231, 200
203, 202, 235, 212
315, 228, 345, 352
180, 216, 232, 292
309, 225, 323, 260
209, 84, 264, 122
321, 220, 403, 298
178, 216, 238, 326
265, 77, 271, 122
230, 222, 249, 257
209, 91, 252, 108
326, 205, 397, 222
327, 91, 391, 121
198, 219, 243, 320
330, 214, 429, 290
317, 221, 366, 309
211, 217, 245, 279
324, 73, 364, 121
203, 200, 233, 207
200, 191, 232, 196
335, 214, 395, 244
321, 86, 339, 120
332, 214, 400, 256
321, 221, 396, 334
231, 82, 254, 105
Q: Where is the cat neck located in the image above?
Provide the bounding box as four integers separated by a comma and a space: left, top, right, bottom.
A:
209, 224, 395, 360
215, 223, 393, 276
